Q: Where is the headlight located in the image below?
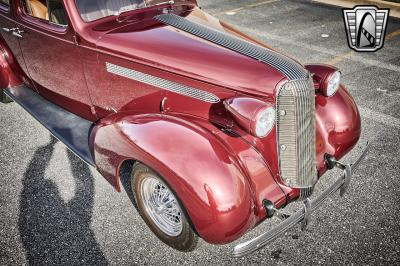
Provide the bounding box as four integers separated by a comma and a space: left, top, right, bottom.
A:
325, 71, 341, 97
224, 97, 275, 138
254, 107, 276, 137
304, 65, 341, 97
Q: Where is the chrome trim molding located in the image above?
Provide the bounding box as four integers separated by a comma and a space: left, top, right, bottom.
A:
276, 77, 317, 198
155, 13, 309, 81
233, 142, 369, 257
106, 62, 220, 103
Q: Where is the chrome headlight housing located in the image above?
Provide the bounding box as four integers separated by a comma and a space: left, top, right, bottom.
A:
224, 97, 276, 138
304, 65, 341, 97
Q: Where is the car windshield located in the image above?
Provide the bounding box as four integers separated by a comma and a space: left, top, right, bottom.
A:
76, 0, 177, 22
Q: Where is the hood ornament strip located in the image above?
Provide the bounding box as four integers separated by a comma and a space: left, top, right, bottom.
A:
106, 62, 220, 104
155, 13, 309, 81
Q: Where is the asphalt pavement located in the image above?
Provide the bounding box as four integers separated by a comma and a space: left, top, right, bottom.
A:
1, 0, 399, 265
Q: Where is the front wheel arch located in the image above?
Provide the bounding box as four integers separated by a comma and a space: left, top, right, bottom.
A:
92, 114, 257, 244
0, 40, 24, 88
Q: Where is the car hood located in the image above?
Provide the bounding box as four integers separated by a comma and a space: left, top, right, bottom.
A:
95, 8, 306, 97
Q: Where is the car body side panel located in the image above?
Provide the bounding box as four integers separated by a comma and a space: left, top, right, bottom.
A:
12, 1, 96, 120
86, 54, 169, 117
89, 53, 239, 118
91, 113, 287, 244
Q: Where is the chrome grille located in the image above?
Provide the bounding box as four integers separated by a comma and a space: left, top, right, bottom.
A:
276, 77, 317, 198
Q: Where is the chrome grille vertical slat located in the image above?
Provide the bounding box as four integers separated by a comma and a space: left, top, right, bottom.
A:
276, 77, 317, 198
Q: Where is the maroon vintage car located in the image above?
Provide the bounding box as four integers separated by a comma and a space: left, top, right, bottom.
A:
0, 0, 368, 256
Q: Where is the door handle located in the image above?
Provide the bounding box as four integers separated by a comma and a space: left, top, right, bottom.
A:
12, 31, 23, 38
12, 29, 24, 38
2, 27, 18, 33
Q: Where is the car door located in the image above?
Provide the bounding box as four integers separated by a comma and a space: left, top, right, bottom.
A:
13, 0, 96, 121
0, 0, 31, 82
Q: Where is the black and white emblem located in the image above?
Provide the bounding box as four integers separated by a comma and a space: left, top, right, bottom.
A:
343, 6, 389, 52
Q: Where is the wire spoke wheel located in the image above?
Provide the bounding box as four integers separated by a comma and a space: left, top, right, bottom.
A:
140, 176, 183, 237
131, 163, 198, 251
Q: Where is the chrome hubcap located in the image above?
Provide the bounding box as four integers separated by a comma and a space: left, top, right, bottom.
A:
140, 176, 183, 237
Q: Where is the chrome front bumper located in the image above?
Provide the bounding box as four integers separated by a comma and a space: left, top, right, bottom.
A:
233, 142, 370, 257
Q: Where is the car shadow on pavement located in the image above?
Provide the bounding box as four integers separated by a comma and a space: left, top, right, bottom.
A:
18, 136, 108, 265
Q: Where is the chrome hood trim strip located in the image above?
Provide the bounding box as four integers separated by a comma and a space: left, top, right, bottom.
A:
155, 13, 309, 81
106, 62, 220, 103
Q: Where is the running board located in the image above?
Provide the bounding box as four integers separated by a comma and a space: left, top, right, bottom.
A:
4, 86, 95, 166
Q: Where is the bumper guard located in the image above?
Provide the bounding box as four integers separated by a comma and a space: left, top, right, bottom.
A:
233, 141, 369, 257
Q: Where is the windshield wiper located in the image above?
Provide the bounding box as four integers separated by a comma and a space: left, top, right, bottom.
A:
152, 1, 175, 7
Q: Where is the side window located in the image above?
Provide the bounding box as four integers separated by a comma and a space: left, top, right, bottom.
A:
48, 0, 68, 26
22, 0, 68, 26
23, 0, 48, 20
0, 0, 10, 7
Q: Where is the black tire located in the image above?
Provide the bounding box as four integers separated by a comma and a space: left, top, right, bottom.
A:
1, 89, 12, 103
131, 163, 198, 252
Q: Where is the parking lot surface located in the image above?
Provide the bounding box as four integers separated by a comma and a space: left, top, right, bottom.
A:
1, 0, 399, 265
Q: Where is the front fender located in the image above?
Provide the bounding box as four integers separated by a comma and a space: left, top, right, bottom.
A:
316, 85, 362, 174
91, 113, 257, 244
0, 39, 24, 88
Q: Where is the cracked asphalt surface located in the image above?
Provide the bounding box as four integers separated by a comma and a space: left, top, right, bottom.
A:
1, 0, 399, 265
